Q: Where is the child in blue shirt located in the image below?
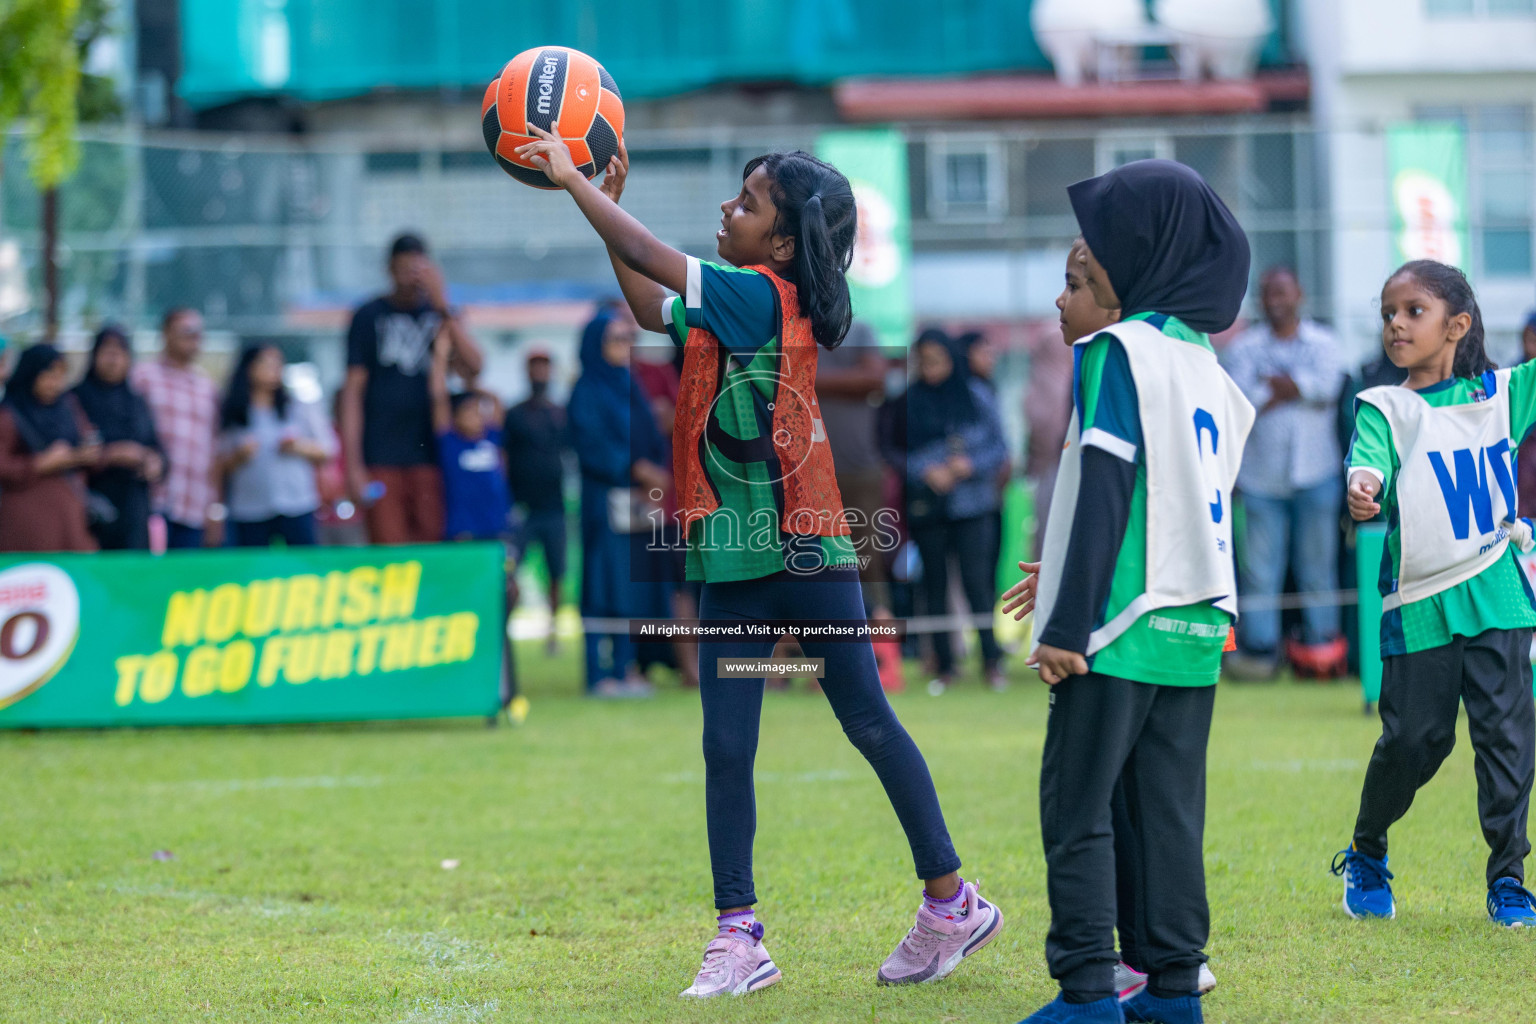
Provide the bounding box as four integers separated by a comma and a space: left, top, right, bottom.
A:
431, 333, 512, 542
430, 331, 523, 720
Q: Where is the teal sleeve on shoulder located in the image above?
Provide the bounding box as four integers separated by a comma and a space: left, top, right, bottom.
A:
1507, 359, 1536, 444
1075, 334, 1141, 448
686, 261, 778, 363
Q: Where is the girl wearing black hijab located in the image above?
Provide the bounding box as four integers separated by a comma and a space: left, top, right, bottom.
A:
904, 328, 1009, 692
1007, 160, 1253, 1024
0, 344, 102, 552
73, 326, 164, 549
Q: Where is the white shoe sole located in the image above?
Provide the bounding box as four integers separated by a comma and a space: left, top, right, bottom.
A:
917, 902, 1005, 985
679, 960, 781, 998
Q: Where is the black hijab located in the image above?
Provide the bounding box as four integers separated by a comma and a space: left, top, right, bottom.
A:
74, 326, 151, 446
1068, 159, 1250, 334
2, 344, 80, 453
905, 329, 978, 451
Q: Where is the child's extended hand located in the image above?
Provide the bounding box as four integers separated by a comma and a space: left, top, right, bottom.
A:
1347, 470, 1382, 521
515, 123, 584, 190
598, 141, 629, 204
1000, 560, 1040, 621
1029, 643, 1088, 686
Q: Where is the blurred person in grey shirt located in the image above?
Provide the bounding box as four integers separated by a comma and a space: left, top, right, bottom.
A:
1220, 266, 1346, 677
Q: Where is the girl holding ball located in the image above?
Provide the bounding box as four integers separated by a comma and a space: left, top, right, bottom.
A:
515, 125, 1003, 998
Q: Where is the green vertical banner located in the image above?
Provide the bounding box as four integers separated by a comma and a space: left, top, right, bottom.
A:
1387, 123, 1472, 272
1356, 523, 1387, 705
816, 128, 913, 350
0, 544, 504, 729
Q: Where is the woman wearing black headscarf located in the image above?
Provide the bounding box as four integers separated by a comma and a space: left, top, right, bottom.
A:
567, 306, 672, 697
0, 344, 102, 552
1008, 160, 1251, 1024
957, 329, 1013, 622
73, 326, 164, 549
904, 328, 1009, 693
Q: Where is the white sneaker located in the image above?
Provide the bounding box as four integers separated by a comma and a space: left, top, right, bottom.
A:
1112, 959, 1213, 999
680, 928, 781, 998
1114, 961, 1147, 1001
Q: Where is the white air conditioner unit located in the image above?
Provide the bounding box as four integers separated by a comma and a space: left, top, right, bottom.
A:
1154, 0, 1274, 81
1031, 0, 1150, 86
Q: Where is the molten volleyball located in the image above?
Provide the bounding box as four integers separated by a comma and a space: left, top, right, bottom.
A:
481, 46, 625, 190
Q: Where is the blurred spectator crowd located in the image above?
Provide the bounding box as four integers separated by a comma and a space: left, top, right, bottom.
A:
2, 231, 1515, 695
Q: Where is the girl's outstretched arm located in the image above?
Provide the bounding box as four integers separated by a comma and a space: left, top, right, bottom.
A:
593, 143, 669, 332
517, 126, 686, 325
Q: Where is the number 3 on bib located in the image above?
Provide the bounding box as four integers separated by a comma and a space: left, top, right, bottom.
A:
1194, 408, 1224, 525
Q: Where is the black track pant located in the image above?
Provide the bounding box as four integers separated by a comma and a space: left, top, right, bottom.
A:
1040, 672, 1214, 1003
1111, 778, 1141, 970
911, 514, 1003, 676
1353, 627, 1534, 887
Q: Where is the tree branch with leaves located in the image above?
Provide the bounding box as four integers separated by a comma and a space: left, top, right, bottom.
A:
0, 0, 84, 190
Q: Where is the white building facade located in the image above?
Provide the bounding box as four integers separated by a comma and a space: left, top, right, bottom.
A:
1303, 0, 1536, 364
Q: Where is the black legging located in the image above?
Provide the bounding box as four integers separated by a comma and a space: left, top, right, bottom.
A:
699, 567, 961, 909
911, 513, 1003, 676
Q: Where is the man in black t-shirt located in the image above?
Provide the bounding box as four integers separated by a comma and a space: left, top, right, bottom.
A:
340, 234, 483, 543
503, 349, 569, 628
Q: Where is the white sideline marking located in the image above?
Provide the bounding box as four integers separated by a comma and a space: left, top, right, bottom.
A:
397, 998, 501, 1024
388, 930, 494, 973
111, 883, 326, 918
1248, 758, 1362, 773
658, 769, 853, 784
143, 775, 386, 794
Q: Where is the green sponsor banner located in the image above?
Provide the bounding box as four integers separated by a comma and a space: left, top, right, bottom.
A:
1356, 523, 1386, 705
816, 128, 913, 350
1387, 122, 1472, 272
0, 544, 504, 729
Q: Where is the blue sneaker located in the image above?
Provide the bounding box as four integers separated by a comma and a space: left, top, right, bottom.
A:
1123, 989, 1203, 1024
1330, 846, 1395, 919
1488, 877, 1536, 927
1018, 994, 1125, 1023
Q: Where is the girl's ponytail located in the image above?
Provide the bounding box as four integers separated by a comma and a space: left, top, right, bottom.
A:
1392, 259, 1494, 378
743, 151, 856, 349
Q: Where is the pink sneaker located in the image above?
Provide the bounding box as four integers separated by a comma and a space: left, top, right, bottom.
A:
876, 880, 1004, 985
679, 926, 782, 999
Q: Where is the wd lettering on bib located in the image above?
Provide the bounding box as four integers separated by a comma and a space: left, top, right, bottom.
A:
1427, 439, 1515, 540
1358, 370, 1527, 609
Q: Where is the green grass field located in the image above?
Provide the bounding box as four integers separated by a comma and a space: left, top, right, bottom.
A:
3, 645, 1529, 1024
